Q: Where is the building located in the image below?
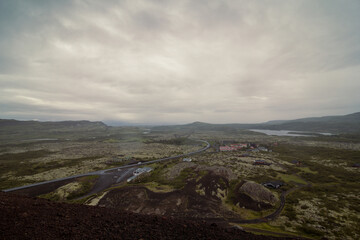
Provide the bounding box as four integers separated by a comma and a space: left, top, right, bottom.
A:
183, 158, 192, 162
220, 146, 233, 151
292, 160, 301, 166
258, 147, 268, 152
128, 167, 153, 183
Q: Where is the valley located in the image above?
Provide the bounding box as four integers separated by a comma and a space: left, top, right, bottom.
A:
0, 117, 359, 239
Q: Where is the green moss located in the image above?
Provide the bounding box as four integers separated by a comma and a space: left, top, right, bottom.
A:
39, 175, 99, 201
296, 224, 323, 237
277, 173, 307, 185
66, 175, 99, 200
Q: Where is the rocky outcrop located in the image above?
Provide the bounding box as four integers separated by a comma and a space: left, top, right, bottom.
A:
233, 181, 279, 211
239, 181, 278, 205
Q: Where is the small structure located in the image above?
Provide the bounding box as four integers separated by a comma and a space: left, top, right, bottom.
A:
128, 167, 153, 183
292, 160, 301, 166
253, 160, 271, 166
258, 147, 268, 152
263, 181, 284, 189
352, 163, 360, 168
183, 158, 192, 162
220, 146, 233, 151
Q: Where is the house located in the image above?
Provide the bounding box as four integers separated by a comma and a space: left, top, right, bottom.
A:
128, 167, 153, 182
253, 160, 271, 166
263, 181, 284, 189
258, 147, 268, 152
183, 158, 192, 162
220, 146, 233, 151
249, 143, 258, 148
292, 160, 301, 166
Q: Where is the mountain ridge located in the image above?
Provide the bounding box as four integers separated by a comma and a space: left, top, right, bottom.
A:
153, 112, 360, 134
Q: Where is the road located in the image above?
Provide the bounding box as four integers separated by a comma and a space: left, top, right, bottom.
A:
3, 140, 210, 193
74, 167, 136, 200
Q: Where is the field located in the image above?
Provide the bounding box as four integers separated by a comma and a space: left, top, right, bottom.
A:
1, 121, 359, 239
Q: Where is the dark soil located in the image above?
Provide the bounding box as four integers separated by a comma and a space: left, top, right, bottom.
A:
98, 185, 227, 219
99, 172, 239, 220
0, 192, 294, 240
99, 172, 276, 221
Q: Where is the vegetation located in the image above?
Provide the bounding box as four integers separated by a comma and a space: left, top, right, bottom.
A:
39, 175, 99, 201
1, 118, 360, 239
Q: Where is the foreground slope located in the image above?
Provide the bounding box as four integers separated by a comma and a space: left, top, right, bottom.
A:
0, 192, 293, 240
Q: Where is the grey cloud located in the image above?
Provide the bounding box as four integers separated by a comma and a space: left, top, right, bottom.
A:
0, 0, 359, 123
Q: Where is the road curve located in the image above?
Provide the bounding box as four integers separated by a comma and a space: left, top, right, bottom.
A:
3, 140, 210, 192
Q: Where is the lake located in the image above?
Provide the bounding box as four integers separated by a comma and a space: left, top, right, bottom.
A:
249, 129, 332, 137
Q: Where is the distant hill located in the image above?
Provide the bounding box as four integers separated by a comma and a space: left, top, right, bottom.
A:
152, 121, 254, 133
0, 119, 108, 143
258, 112, 360, 133
0, 119, 107, 129
152, 112, 360, 134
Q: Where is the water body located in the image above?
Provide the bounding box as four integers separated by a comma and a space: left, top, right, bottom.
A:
249, 129, 332, 137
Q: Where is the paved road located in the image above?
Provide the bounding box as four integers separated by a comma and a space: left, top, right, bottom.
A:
75, 167, 136, 200
3, 140, 210, 193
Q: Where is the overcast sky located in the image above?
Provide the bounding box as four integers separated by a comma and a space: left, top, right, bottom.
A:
0, 0, 359, 124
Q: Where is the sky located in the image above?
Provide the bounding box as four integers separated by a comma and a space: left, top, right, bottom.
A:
0, 0, 360, 124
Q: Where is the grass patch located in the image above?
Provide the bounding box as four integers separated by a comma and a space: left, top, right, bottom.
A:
142, 182, 174, 192
298, 167, 317, 174
66, 175, 100, 200
277, 173, 307, 185
103, 139, 121, 143
240, 223, 293, 235
39, 175, 99, 201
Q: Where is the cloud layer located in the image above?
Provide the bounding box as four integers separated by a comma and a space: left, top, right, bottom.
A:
1, 0, 359, 124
